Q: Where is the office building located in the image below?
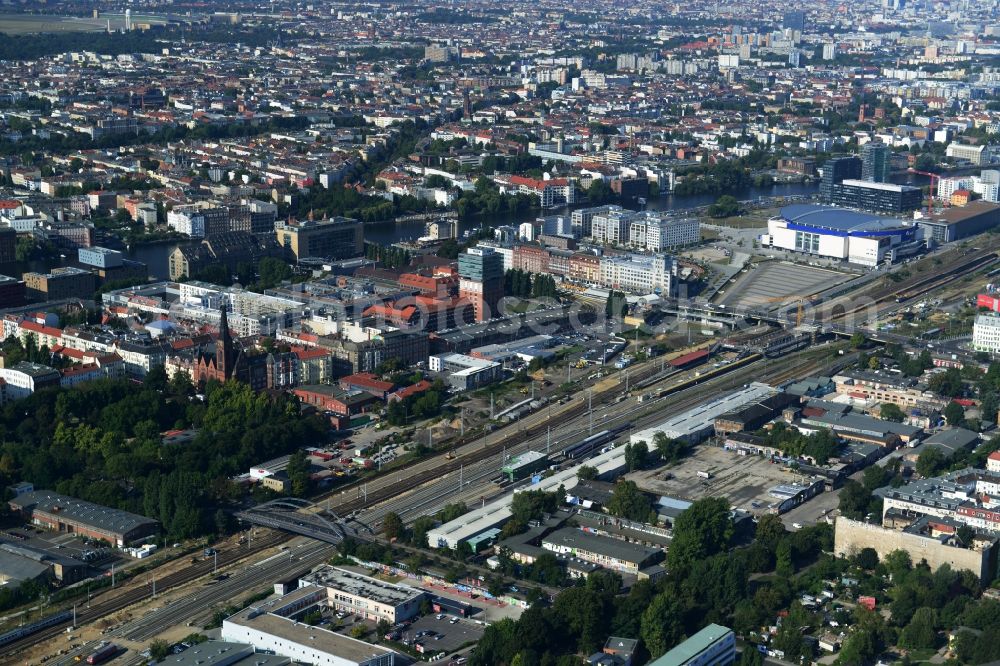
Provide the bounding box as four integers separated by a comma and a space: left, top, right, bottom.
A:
0, 225, 15, 264
599, 253, 676, 295
974, 312, 1000, 354
223, 586, 396, 666
648, 624, 735, 666
946, 143, 997, 167
0, 275, 25, 308
428, 352, 502, 390
572, 205, 620, 237
0, 361, 61, 400
300, 566, 426, 624
861, 143, 890, 183
275, 217, 364, 261
23, 267, 96, 302
168, 232, 285, 281
822, 168, 922, 213
458, 247, 503, 322
819, 157, 862, 199
78, 246, 123, 269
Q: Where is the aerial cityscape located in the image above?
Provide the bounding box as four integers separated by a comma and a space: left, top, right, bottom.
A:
2, 0, 1000, 665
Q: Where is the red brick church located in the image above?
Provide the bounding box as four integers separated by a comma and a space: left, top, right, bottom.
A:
193, 305, 260, 387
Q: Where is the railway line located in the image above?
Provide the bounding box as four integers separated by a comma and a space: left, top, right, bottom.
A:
0, 532, 288, 662
358, 349, 851, 528
330, 352, 768, 518
830, 247, 999, 320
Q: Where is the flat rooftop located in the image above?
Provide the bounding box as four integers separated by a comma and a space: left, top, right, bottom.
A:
631, 382, 775, 443
224, 606, 395, 664
301, 566, 424, 607
648, 623, 733, 665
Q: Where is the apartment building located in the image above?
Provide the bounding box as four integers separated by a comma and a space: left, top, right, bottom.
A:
599, 253, 676, 295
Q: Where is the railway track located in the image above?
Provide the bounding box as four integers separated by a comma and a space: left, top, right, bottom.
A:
315, 353, 696, 514
0, 532, 288, 661
830, 247, 999, 320
328, 354, 769, 517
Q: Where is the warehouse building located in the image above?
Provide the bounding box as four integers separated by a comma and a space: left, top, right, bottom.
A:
8, 490, 159, 547
917, 201, 1000, 244
760, 204, 920, 267
631, 382, 776, 446
428, 445, 628, 550
501, 450, 549, 482
541, 527, 663, 575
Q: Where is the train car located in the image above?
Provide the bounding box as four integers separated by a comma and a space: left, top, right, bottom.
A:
561, 426, 630, 460
0, 610, 72, 648
87, 643, 118, 665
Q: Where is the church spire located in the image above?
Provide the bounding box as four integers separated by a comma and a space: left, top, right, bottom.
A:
217, 299, 235, 379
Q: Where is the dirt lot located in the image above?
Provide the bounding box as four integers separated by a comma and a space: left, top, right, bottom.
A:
627, 445, 821, 514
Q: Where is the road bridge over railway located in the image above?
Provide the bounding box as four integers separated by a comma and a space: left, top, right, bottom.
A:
235, 498, 375, 545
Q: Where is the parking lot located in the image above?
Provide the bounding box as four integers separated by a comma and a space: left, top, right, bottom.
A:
0, 525, 120, 569
628, 445, 823, 514
718, 261, 850, 309
402, 614, 484, 658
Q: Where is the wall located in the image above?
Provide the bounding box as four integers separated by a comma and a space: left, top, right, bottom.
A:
834, 517, 996, 583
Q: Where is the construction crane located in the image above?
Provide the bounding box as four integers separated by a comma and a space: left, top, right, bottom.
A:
907, 168, 942, 215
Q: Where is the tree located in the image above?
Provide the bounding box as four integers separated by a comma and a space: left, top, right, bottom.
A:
707, 194, 741, 218
149, 640, 172, 661
754, 514, 786, 552
850, 331, 866, 349
577, 465, 598, 481
383, 512, 403, 541
943, 401, 965, 427
868, 355, 881, 370
879, 402, 905, 422
640, 593, 684, 658
862, 464, 890, 492
605, 290, 627, 319
653, 432, 687, 463
667, 497, 733, 575
286, 449, 311, 497
739, 648, 763, 666
839, 480, 874, 520
916, 447, 947, 478
607, 481, 652, 522
410, 516, 435, 548
624, 440, 647, 471
836, 609, 886, 666
928, 368, 963, 398
899, 607, 938, 650
855, 547, 879, 570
